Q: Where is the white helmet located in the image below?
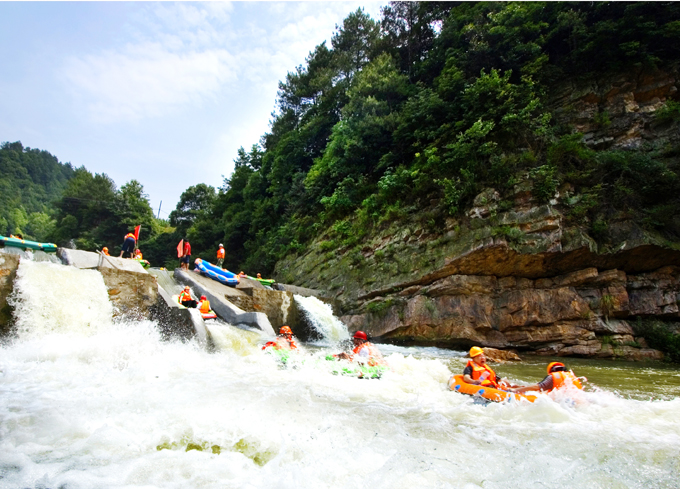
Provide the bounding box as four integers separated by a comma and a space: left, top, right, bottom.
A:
219, 243, 224, 247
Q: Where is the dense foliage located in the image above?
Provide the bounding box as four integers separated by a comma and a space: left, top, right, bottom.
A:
5, 2, 680, 275
0, 141, 74, 241
181, 1, 680, 275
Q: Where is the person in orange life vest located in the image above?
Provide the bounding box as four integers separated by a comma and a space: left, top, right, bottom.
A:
262, 326, 298, 351
256, 273, 262, 279
179, 239, 192, 270
134, 249, 143, 260
197, 295, 212, 314
336, 331, 387, 367
101, 247, 110, 256
238, 271, 246, 278
119, 232, 136, 258
463, 347, 512, 389
216, 244, 225, 268
509, 362, 584, 394
178, 286, 197, 308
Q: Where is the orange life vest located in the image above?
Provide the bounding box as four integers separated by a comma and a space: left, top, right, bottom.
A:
135, 252, 143, 260
550, 371, 583, 391
217, 247, 225, 259
465, 360, 499, 388
262, 335, 297, 351
352, 342, 386, 367
178, 291, 192, 303
199, 299, 211, 313
125, 233, 135, 240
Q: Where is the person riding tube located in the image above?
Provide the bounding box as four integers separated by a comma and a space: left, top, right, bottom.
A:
510, 362, 585, 394
198, 295, 211, 314
336, 331, 387, 367
262, 325, 298, 351
463, 347, 513, 390
178, 286, 197, 308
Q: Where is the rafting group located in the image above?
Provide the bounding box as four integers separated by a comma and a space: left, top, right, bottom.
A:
262, 327, 389, 378
262, 327, 585, 400
449, 346, 585, 403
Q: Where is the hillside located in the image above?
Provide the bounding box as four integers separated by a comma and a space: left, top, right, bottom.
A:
0, 141, 75, 241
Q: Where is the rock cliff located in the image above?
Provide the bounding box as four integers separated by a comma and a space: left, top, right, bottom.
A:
275, 68, 680, 360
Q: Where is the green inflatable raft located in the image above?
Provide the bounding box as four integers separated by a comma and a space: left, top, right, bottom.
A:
0, 235, 57, 253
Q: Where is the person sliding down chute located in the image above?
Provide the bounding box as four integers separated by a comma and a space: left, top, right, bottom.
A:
197, 295, 216, 320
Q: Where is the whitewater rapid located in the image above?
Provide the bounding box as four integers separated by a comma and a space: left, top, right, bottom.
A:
1, 260, 679, 488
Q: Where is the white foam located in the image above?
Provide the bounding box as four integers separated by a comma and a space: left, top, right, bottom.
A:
1, 262, 679, 488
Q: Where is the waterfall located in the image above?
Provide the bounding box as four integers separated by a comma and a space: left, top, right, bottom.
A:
294, 294, 350, 343
9, 259, 113, 339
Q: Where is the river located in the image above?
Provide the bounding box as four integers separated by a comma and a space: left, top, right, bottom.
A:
1, 260, 679, 488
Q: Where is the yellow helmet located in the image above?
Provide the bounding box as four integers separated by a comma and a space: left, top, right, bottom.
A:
469, 346, 484, 358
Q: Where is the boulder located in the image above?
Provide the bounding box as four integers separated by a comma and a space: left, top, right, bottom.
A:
99, 267, 158, 319
0, 253, 19, 335
482, 347, 521, 362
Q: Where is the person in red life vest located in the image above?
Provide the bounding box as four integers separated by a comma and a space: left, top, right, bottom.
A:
463, 347, 513, 390
101, 247, 110, 256
119, 232, 136, 258
509, 362, 585, 394
336, 331, 387, 367
216, 244, 225, 268
180, 239, 192, 270
262, 326, 298, 351
178, 286, 197, 308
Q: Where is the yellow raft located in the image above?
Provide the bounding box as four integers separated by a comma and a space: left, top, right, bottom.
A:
448, 375, 537, 403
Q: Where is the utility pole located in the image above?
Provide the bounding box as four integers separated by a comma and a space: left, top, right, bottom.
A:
157, 201, 162, 219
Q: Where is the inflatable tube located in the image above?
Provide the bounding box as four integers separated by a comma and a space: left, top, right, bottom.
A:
247, 275, 275, 286
0, 235, 57, 253
201, 311, 217, 320
194, 258, 239, 286
448, 375, 536, 403
325, 355, 388, 379
135, 258, 150, 269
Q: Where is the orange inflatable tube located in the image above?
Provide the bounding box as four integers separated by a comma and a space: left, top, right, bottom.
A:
448, 375, 537, 403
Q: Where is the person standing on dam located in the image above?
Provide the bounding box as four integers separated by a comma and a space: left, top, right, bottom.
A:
119, 232, 136, 258
216, 244, 225, 268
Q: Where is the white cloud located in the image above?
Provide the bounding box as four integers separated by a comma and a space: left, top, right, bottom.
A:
60, 2, 385, 124
63, 43, 237, 123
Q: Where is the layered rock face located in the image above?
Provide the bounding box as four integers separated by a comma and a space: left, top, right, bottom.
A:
342, 264, 673, 360
551, 67, 679, 150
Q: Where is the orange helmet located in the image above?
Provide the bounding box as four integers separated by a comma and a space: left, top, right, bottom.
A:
102, 247, 108, 252
469, 346, 484, 358
547, 362, 565, 374
353, 331, 368, 341
280, 326, 293, 336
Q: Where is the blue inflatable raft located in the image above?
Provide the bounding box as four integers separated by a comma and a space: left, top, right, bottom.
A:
194, 258, 240, 286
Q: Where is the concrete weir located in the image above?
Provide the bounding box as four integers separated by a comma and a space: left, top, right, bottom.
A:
174, 269, 275, 335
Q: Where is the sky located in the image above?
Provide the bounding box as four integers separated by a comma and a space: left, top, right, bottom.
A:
0, 1, 384, 220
